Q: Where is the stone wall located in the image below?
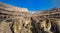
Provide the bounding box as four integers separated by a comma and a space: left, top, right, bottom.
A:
0, 2, 28, 12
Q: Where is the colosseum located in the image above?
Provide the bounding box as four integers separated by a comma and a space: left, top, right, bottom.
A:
0, 3, 60, 33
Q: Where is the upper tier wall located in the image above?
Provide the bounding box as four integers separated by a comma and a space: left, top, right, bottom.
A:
0, 2, 28, 12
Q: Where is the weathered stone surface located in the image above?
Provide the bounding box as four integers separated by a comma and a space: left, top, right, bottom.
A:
0, 22, 12, 33
12, 17, 32, 33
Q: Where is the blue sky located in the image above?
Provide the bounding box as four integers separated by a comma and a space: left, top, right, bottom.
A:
0, 0, 60, 11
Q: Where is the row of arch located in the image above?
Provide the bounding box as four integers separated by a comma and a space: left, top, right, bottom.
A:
0, 15, 15, 19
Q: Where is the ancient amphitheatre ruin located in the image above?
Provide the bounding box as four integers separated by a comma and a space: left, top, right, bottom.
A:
0, 2, 60, 33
